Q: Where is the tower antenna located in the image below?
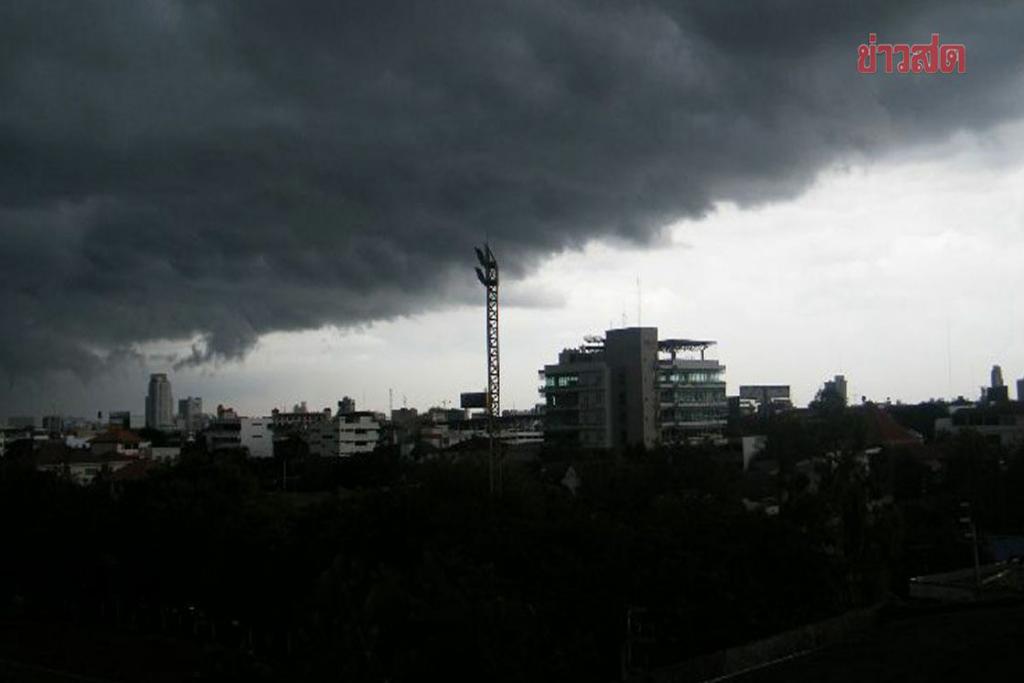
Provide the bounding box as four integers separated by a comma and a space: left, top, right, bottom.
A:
946, 317, 953, 398
475, 242, 501, 495
637, 274, 642, 327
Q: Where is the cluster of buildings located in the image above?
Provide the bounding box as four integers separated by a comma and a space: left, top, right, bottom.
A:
540, 328, 729, 449
5, 324, 1024, 485
539, 326, 799, 449
0, 424, 177, 486
205, 401, 381, 458
934, 364, 1024, 448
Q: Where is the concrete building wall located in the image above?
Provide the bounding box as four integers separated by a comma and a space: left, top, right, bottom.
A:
240, 416, 274, 458
605, 327, 659, 449
542, 358, 612, 448
205, 418, 241, 452
316, 412, 381, 457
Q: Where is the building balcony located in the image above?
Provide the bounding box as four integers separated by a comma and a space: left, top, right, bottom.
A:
659, 419, 727, 429
656, 381, 726, 389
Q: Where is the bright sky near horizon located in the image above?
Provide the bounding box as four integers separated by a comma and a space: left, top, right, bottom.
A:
22, 121, 1022, 420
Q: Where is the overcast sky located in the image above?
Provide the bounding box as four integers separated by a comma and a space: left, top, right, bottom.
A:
2, 1, 1023, 420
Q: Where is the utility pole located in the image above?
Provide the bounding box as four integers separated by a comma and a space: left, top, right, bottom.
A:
475, 243, 500, 495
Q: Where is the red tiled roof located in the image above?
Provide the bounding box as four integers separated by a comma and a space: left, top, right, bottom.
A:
862, 403, 924, 447
109, 459, 158, 481
89, 428, 142, 445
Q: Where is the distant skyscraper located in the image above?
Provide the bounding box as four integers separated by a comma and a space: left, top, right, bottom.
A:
833, 375, 848, 403
338, 396, 356, 414
178, 396, 203, 433
1017, 378, 1024, 402
991, 365, 1004, 388
145, 373, 174, 431
821, 374, 848, 404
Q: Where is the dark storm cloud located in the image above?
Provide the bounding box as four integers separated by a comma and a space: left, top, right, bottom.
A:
1, 0, 1022, 384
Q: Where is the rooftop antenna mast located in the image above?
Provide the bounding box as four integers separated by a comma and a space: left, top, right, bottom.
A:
637, 274, 642, 327
946, 317, 953, 399
475, 243, 501, 495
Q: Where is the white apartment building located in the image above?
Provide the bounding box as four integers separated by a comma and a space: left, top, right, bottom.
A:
240, 416, 274, 458
313, 411, 381, 457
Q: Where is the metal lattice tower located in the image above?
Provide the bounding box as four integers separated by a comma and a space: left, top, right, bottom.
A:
475, 244, 500, 493
475, 244, 500, 419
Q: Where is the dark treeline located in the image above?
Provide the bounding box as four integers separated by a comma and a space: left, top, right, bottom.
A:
2, 410, 1024, 681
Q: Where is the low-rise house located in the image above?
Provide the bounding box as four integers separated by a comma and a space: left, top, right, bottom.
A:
89, 429, 142, 457
935, 402, 1024, 448
34, 441, 137, 486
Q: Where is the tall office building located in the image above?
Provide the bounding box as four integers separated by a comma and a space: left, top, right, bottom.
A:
541, 336, 615, 449
992, 365, 1005, 388
145, 373, 174, 431
178, 396, 203, 433
657, 338, 728, 442
822, 375, 848, 404
541, 327, 727, 449
1018, 378, 1024, 402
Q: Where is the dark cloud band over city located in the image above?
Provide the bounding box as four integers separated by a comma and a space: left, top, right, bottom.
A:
2, 0, 1022, 396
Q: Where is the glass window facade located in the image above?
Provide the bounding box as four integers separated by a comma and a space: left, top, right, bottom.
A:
545, 374, 580, 388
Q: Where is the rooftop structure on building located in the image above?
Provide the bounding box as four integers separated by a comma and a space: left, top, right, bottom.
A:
271, 405, 332, 435
738, 386, 792, 412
